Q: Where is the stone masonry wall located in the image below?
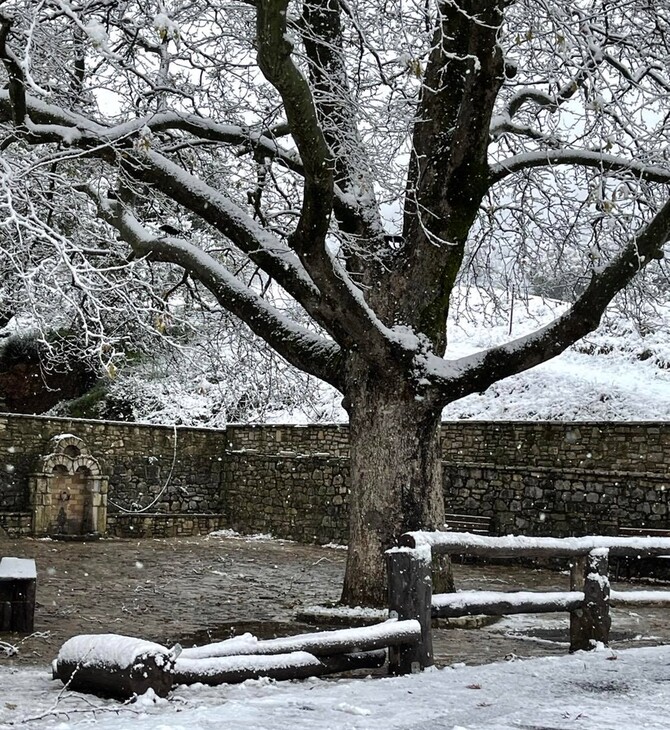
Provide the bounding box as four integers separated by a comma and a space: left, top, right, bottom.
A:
439, 421, 670, 472
1, 416, 670, 541
0, 414, 228, 537
439, 422, 670, 537
223, 452, 349, 544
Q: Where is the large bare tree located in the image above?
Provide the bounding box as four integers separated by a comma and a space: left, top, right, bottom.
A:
2, 0, 670, 605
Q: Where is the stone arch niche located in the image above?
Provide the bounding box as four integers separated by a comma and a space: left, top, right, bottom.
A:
29, 435, 109, 537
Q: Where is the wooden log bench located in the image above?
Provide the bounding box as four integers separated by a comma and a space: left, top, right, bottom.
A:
387, 533, 670, 674
0, 557, 36, 633
53, 620, 422, 697
53, 634, 176, 699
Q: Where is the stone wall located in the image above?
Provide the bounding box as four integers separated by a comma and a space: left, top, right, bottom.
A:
0, 512, 31, 537
0, 415, 669, 541
226, 423, 350, 458
439, 421, 670, 472
223, 452, 349, 544
106, 513, 228, 539
439, 422, 670, 537
0, 414, 229, 537
443, 464, 669, 537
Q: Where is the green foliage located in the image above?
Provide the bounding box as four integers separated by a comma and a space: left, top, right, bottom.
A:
0, 333, 42, 370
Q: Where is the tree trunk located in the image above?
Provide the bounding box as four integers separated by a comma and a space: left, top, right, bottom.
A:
341, 360, 449, 607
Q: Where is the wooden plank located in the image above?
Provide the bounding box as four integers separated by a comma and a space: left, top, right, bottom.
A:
401, 532, 670, 558
610, 589, 670, 607
619, 527, 670, 538
432, 590, 584, 618
0, 557, 37, 632
174, 649, 387, 687
180, 620, 421, 661
0, 601, 11, 632
444, 514, 491, 534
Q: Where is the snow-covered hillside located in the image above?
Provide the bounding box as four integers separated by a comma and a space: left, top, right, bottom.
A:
440, 290, 670, 421
90, 288, 670, 426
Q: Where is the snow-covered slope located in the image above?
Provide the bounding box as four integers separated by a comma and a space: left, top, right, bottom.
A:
441, 290, 670, 421
51, 287, 670, 425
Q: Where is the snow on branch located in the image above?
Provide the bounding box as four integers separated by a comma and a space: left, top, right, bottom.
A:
489, 150, 670, 186
87, 190, 344, 387
420, 196, 670, 400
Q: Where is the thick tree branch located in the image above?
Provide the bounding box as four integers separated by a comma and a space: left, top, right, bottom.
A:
0, 12, 27, 126
301, 0, 384, 250
256, 0, 333, 251
0, 92, 303, 173
426, 198, 670, 401
255, 0, 396, 360
86, 189, 344, 389
0, 90, 328, 317
128, 150, 322, 309
0, 88, 395, 364
393, 0, 507, 351
489, 149, 670, 186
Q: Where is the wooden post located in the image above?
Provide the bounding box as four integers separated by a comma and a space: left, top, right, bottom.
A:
570, 548, 611, 652
386, 546, 433, 674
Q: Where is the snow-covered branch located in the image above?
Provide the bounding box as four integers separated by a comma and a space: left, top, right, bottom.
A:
490, 150, 670, 186
86, 189, 344, 388
428, 196, 670, 400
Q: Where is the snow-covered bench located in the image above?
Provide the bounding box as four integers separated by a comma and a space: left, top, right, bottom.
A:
387, 532, 670, 673
615, 526, 670, 580
0, 557, 36, 632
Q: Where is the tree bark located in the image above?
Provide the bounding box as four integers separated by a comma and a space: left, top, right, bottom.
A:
341, 357, 449, 607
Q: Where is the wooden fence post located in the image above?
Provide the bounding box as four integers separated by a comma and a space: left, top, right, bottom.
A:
569, 548, 611, 652
386, 546, 433, 675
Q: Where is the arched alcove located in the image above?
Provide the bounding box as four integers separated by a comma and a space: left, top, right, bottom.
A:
29, 435, 109, 537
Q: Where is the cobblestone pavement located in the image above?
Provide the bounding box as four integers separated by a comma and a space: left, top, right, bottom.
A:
1, 534, 669, 669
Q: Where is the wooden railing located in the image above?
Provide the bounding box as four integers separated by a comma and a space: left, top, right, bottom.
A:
386, 532, 670, 675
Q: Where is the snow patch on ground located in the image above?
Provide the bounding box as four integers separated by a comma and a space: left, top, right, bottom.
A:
206, 529, 293, 543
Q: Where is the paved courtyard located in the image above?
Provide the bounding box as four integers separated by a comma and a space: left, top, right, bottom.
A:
1, 533, 669, 669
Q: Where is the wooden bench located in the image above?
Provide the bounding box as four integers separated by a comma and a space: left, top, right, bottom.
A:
444, 513, 492, 535
0, 557, 36, 632
614, 527, 670, 582
619, 526, 670, 538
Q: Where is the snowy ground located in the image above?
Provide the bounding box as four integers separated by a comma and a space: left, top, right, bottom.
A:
2, 643, 670, 729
